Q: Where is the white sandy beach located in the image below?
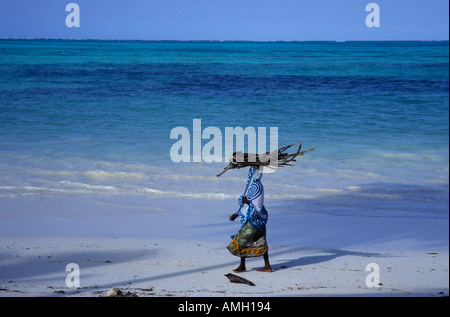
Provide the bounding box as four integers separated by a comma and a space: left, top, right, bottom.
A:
0, 194, 448, 297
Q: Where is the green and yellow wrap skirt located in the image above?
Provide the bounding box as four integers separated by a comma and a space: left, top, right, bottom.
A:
227, 221, 268, 258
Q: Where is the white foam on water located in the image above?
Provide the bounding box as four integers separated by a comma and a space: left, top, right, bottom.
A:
0, 150, 447, 220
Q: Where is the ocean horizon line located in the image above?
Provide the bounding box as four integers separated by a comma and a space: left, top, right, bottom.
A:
0, 37, 448, 43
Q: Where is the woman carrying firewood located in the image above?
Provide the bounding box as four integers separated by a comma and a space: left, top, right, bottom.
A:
227, 165, 272, 273
221, 143, 313, 273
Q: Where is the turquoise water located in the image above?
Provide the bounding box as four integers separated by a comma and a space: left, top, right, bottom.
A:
0, 40, 448, 217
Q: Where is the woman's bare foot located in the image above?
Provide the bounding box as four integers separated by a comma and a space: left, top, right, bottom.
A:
232, 266, 246, 273
256, 267, 272, 272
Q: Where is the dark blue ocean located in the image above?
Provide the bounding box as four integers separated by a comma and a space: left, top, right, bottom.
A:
0, 40, 448, 217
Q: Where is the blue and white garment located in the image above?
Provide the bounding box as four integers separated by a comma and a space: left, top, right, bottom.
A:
236, 167, 268, 229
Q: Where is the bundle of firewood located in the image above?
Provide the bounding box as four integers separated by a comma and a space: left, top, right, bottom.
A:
216, 143, 314, 177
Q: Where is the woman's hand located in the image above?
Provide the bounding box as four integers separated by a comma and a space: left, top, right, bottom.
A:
229, 213, 239, 222
242, 196, 251, 205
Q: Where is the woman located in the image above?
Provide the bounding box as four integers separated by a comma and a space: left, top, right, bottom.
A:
227, 166, 272, 273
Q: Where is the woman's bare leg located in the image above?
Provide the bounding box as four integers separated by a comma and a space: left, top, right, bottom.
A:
257, 253, 272, 272
233, 257, 246, 273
